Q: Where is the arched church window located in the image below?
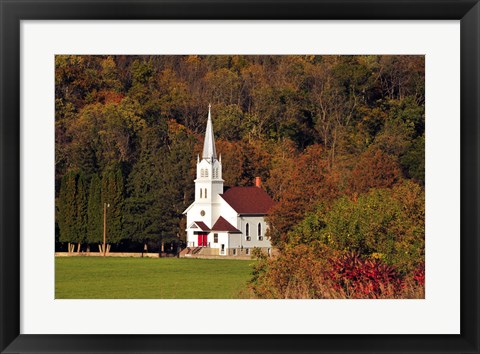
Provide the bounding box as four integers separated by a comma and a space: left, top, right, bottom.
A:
246, 223, 250, 237
200, 188, 202, 198
205, 188, 207, 198
258, 223, 262, 236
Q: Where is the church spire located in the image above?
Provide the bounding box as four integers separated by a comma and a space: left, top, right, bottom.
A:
202, 104, 217, 161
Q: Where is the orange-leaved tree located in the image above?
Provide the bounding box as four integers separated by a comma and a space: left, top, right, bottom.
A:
348, 147, 402, 195
266, 144, 338, 247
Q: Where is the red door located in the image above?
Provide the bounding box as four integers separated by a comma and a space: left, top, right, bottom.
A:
197, 233, 208, 247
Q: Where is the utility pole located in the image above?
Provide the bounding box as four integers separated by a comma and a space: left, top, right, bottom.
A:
103, 203, 110, 256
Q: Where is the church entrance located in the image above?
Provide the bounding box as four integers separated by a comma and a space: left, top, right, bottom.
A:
198, 233, 208, 247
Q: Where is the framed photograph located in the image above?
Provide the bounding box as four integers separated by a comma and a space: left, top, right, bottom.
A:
1, 0, 479, 353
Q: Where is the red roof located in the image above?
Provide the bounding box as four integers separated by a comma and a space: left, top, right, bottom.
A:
220, 187, 274, 214
212, 216, 241, 233
192, 221, 210, 231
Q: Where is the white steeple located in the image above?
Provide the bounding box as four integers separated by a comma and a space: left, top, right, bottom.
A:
202, 104, 217, 161
189, 104, 223, 228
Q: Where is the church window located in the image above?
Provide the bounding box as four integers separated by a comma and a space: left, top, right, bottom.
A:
246, 223, 250, 237
200, 189, 202, 198
205, 188, 207, 198
214, 233, 218, 243
258, 223, 262, 236
200, 210, 205, 216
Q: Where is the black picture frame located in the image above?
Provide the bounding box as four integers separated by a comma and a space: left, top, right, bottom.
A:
1, 1, 479, 353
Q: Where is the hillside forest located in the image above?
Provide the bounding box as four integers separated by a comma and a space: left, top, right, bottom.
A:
56, 55, 425, 298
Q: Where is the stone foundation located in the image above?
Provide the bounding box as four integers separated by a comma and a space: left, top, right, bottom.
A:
179, 246, 275, 260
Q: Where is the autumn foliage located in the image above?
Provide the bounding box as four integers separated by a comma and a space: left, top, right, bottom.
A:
266, 144, 339, 246
348, 147, 402, 195
251, 181, 425, 298
248, 245, 424, 299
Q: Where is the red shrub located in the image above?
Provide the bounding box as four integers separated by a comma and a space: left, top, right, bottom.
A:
327, 252, 404, 298
413, 262, 425, 286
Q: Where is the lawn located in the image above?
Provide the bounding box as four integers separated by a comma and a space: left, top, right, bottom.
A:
55, 257, 255, 299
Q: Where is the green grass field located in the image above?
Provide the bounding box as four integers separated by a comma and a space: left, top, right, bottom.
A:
55, 257, 255, 299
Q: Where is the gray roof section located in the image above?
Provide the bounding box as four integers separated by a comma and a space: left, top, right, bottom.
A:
202, 104, 217, 160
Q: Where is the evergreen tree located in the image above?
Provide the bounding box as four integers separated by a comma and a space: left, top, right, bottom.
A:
74, 173, 88, 250
125, 126, 166, 246
57, 171, 77, 250
162, 128, 196, 235
102, 167, 125, 246
87, 174, 102, 244
111, 168, 125, 243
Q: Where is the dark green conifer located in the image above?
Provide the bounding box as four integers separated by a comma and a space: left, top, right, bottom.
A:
57, 171, 77, 249
102, 167, 125, 245
87, 174, 102, 244
74, 173, 88, 249
125, 126, 164, 246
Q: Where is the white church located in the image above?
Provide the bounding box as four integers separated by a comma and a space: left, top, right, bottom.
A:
182, 105, 274, 257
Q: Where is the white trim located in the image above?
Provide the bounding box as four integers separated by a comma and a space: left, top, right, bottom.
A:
182, 202, 194, 214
